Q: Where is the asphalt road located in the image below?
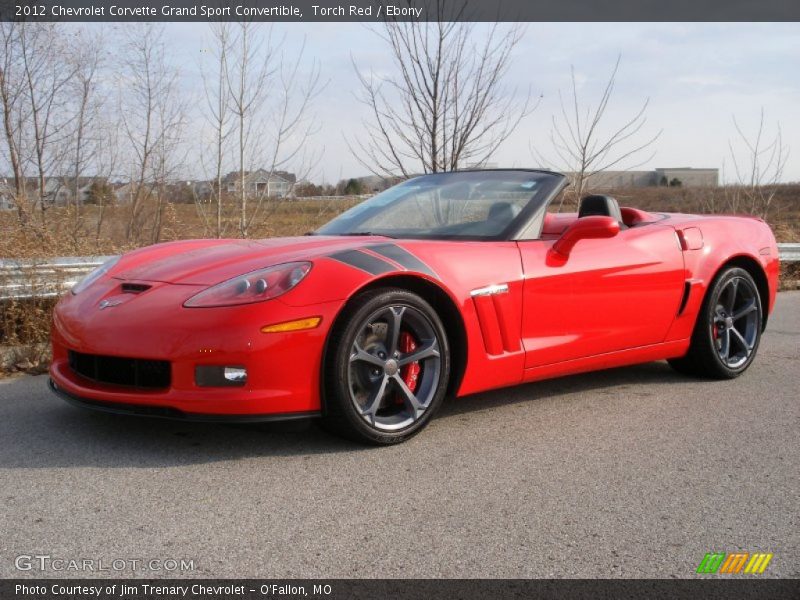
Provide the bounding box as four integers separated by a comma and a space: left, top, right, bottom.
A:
1, 293, 798, 579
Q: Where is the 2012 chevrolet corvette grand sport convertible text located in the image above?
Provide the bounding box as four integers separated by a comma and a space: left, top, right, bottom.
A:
49, 170, 779, 444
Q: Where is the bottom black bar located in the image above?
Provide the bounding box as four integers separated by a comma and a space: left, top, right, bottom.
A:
2, 579, 798, 600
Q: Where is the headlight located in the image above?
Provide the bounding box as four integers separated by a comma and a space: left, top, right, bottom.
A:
183, 262, 312, 308
71, 256, 121, 295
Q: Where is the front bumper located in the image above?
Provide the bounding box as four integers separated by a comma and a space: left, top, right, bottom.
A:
49, 279, 342, 417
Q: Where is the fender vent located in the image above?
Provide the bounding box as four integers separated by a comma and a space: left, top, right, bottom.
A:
677, 281, 692, 316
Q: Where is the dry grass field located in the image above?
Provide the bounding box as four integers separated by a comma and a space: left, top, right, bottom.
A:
1, 186, 798, 375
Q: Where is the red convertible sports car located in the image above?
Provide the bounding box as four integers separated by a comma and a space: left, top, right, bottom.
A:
49, 169, 779, 444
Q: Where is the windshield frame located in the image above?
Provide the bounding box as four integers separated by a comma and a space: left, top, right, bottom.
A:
315, 169, 567, 242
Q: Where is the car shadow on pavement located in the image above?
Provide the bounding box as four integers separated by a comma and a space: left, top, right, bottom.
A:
437, 360, 688, 419
0, 362, 689, 469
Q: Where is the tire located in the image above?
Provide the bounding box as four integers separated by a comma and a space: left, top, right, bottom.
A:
321, 288, 451, 445
668, 267, 763, 379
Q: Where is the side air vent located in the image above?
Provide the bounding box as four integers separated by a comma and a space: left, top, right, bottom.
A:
677, 281, 692, 316
470, 283, 521, 355
121, 282, 151, 294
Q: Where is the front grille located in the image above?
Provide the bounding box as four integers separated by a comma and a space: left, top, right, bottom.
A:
67, 350, 170, 389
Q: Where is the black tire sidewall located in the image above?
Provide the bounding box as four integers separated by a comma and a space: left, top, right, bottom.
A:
324, 288, 451, 444
698, 267, 762, 378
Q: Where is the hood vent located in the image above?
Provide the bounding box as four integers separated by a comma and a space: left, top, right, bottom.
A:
121, 282, 152, 294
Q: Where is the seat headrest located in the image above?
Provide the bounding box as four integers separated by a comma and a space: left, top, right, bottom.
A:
578, 195, 623, 223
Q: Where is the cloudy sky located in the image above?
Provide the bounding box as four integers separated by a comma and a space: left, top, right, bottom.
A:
149, 22, 800, 183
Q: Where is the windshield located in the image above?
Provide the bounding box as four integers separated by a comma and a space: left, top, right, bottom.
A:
316, 170, 564, 240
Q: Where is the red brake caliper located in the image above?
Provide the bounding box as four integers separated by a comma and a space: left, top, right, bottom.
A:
397, 331, 420, 404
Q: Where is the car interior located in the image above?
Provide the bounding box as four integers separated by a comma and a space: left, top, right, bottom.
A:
540, 194, 661, 239
577, 195, 627, 228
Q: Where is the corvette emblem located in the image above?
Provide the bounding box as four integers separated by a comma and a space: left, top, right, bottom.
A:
98, 299, 123, 310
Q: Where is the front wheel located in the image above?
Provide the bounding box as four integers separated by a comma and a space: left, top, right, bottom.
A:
668, 267, 763, 379
322, 288, 451, 445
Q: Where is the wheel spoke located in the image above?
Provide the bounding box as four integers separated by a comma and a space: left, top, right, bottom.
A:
349, 341, 385, 368
347, 302, 441, 431
719, 329, 731, 360
392, 374, 424, 419
730, 327, 753, 355
359, 375, 390, 425
733, 298, 757, 321
397, 338, 440, 366
384, 306, 405, 355
725, 278, 739, 313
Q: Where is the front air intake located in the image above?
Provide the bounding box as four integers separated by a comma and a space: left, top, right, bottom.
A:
67, 350, 170, 389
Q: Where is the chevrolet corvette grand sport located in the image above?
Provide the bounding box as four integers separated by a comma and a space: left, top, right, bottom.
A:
49, 169, 779, 444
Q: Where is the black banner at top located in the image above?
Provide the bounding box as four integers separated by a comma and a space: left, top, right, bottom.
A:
2, 0, 800, 22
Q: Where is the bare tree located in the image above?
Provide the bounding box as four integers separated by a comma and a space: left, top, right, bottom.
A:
149, 91, 187, 244
226, 22, 273, 238
92, 117, 121, 245
0, 21, 27, 221
199, 22, 233, 238
118, 24, 185, 242
66, 27, 104, 211
537, 56, 661, 209
725, 109, 789, 219
18, 23, 79, 222
242, 36, 323, 232
225, 22, 322, 238
0, 26, 35, 227
352, 3, 534, 177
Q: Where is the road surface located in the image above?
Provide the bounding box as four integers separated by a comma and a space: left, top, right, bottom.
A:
1, 293, 798, 578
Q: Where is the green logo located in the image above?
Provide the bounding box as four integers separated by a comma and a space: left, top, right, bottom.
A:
696, 552, 773, 574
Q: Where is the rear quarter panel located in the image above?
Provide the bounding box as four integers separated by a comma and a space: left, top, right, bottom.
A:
665, 214, 779, 342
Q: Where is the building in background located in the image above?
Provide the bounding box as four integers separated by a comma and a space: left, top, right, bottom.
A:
223, 170, 297, 198
0, 177, 110, 208
0, 179, 15, 210
566, 167, 718, 188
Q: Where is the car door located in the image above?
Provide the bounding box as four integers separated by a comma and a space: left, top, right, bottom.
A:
518, 224, 685, 368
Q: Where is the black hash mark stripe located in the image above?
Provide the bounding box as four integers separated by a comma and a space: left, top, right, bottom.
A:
328, 249, 396, 275
367, 244, 438, 279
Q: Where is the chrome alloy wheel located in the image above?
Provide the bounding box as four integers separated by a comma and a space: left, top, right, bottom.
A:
347, 304, 442, 431
711, 276, 760, 369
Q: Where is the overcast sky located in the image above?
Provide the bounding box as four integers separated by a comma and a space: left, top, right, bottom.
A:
149, 22, 799, 183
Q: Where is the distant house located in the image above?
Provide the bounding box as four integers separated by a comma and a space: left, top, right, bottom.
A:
60, 177, 111, 205
113, 182, 144, 205
0, 179, 15, 210
185, 180, 214, 202
0, 176, 110, 206
354, 175, 401, 194
222, 169, 296, 198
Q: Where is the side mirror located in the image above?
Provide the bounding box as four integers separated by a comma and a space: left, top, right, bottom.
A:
551, 216, 620, 257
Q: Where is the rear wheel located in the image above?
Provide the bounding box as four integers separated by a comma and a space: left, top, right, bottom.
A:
668, 267, 762, 379
322, 288, 450, 445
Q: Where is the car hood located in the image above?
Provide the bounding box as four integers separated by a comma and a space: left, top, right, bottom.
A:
112, 236, 387, 285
